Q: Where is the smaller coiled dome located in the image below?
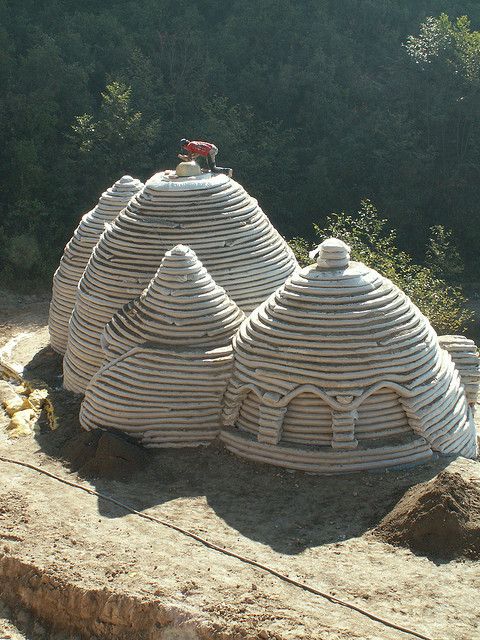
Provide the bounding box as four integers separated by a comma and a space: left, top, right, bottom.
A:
80, 246, 244, 447
438, 335, 480, 405
101, 244, 245, 357
221, 238, 477, 473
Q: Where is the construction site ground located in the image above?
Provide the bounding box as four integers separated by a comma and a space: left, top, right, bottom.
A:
0, 292, 479, 640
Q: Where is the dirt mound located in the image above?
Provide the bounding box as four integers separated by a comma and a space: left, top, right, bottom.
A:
375, 463, 480, 560
61, 430, 147, 481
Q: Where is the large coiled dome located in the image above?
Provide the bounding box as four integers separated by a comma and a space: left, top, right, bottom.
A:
221, 239, 477, 473
63, 171, 298, 393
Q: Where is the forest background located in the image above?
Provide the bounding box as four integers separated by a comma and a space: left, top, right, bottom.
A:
0, 0, 479, 303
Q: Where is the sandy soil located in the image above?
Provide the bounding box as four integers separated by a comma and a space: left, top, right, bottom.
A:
0, 292, 50, 350
0, 600, 73, 640
0, 295, 479, 640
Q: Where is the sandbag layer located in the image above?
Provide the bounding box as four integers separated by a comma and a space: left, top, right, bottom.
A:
221, 238, 477, 473
49, 175, 143, 354
64, 171, 298, 393
80, 345, 233, 447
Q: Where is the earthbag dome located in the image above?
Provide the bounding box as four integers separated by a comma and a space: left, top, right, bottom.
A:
80, 245, 245, 447
63, 171, 298, 393
48, 175, 143, 354
221, 239, 477, 473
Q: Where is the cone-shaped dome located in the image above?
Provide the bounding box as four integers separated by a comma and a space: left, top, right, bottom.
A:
63, 171, 298, 393
80, 246, 244, 446
48, 175, 143, 354
221, 238, 477, 473
101, 244, 245, 357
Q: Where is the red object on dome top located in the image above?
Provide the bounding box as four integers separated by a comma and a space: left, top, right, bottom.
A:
182, 140, 216, 157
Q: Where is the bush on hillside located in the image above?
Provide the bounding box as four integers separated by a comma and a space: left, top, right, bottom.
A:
288, 200, 473, 334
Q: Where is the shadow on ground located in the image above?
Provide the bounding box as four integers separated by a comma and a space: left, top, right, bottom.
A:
24, 346, 63, 388
28, 347, 451, 556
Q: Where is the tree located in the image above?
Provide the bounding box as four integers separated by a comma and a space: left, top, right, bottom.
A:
425, 224, 464, 281
405, 14, 480, 82
71, 81, 160, 185
403, 14, 480, 269
1, 3, 480, 290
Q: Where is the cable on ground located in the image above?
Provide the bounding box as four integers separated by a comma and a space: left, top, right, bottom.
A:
0, 455, 434, 640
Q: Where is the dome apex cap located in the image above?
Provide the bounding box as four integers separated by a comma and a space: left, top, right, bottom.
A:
167, 244, 194, 257
309, 238, 351, 269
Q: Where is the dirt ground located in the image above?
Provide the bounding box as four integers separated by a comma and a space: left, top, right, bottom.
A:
0, 294, 479, 640
0, 292, 50, 351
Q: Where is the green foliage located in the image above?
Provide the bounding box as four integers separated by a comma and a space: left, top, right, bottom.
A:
1, 3, 480, 293
288, 237, 311, 268
72, 114, 96, 154
0, 232, 46, 292
4, 234, 42, 270
425, 224, 464, 280
71, 81, 160, 183
401, 13, 480, 272
289, 201, 473, 334
405, 14, 480, 82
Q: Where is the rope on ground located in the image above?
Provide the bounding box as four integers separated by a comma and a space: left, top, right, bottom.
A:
0, 455, 434, 640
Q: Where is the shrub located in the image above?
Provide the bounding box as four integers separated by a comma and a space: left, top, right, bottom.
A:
288, 200, 473, 334
425, 224, 464, 281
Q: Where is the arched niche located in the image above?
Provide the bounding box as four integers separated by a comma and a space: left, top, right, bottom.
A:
279, 392, 333, 446
356, 387, 411, 442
